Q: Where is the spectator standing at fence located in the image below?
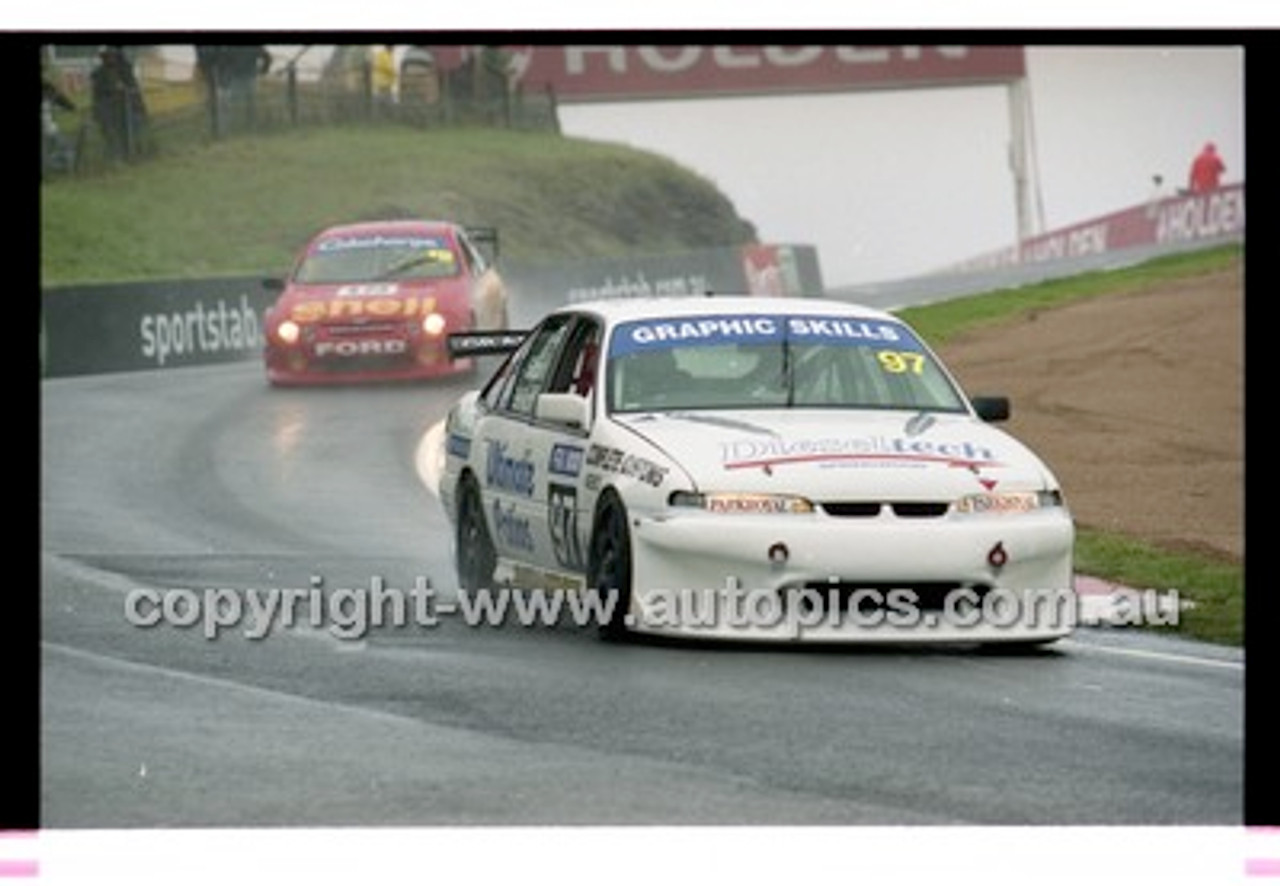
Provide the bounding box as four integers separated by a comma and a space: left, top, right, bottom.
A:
197, 45, 270, 136
1187, 142, 1226, 193
399, 46, 438, 108
91, 47, 145, 161
42, 60, 76, 175
194, 45, 226, 135
225, 45, 272, 131
371, 45, 398, 113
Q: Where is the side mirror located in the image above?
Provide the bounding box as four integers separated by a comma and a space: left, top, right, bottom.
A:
262, 277, 286, 293
971, 396, 1011, 423
535, 392, 589, 430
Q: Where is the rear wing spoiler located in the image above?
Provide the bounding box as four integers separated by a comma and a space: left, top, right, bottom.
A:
464, 225, 499, 263
447, 330, 528, 358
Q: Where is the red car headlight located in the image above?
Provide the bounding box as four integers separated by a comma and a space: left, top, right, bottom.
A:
422, 312, 447, 336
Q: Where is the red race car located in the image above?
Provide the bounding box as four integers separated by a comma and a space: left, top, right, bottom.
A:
263, 219, 508, 385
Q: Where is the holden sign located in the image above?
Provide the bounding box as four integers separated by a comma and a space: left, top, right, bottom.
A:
428, 45, 1027, 102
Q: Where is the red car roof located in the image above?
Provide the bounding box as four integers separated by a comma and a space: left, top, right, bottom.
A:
309, 219, 460, 240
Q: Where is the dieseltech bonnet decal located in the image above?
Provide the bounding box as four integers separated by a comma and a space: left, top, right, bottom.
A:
720, 433, 1002, 470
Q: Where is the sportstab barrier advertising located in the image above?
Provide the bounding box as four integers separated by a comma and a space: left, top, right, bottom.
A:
42, 277, 272, 377
40, 243, 824, 378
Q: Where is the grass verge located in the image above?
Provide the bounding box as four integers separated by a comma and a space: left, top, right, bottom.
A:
1074, 527, 1243, 646
40, 126, 755, 285
901, 244, 1244, 646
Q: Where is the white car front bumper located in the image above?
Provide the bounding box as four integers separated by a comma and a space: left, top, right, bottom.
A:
626, 509, 1076, 643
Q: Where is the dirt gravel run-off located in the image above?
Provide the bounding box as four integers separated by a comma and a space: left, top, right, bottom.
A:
935, 259, 1243, 563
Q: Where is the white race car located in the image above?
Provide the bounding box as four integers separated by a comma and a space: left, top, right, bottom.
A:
438, 296, 1075, 645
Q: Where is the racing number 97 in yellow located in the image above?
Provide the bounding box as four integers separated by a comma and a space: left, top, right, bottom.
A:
876, 350, 925, 375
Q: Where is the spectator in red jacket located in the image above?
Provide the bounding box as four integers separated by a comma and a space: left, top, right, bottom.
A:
1188, 142, 1226, 193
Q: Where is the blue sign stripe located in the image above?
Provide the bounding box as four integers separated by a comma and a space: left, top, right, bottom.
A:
609, 314, 921, 357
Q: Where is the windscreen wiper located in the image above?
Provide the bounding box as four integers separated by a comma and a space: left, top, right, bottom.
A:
377, 253, 439, 280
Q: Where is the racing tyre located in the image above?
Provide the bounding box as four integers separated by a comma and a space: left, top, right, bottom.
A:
455, 477, 496, 592
588, 491, 634, 641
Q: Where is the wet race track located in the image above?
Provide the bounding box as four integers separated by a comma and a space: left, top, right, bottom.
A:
39, 350, 1243, 830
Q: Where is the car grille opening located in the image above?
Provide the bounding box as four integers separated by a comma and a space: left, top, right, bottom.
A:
787, 582, 993, 615
821, 501, 950, 518
324, 322, 407, 336
821, 502, 883, 518
890, 502, 950, 518
314, 354, 412, 373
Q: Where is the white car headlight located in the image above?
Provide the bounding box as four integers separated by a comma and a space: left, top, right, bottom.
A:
276, 320, 301, 345
669, 491, 815, 515
954, 490, 1063, 515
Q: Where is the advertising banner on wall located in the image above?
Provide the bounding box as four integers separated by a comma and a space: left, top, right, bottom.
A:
428, 46, 1027, 102
509, 244, 821, 307
42, 277, 275, 377
946, 184, 1245, 274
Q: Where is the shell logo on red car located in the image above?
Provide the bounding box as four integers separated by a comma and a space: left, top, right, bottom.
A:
288, 294, 438, 324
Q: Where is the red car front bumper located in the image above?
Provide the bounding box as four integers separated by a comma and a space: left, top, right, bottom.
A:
264, 332, 473, 385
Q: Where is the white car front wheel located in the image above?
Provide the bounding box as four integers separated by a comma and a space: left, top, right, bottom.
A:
455, 476, 496, 592
587, 491, 633, 641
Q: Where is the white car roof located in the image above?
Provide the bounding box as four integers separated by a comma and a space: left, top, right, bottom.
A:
564, 295, 900, 327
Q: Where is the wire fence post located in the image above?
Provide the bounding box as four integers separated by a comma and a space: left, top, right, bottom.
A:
361, 58, 373, 120
287, 63, 298, 126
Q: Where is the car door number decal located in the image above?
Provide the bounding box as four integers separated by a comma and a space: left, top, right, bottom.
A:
548, 483, 585, 571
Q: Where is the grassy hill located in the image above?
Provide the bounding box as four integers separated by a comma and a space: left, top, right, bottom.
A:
40, 126, 759, 285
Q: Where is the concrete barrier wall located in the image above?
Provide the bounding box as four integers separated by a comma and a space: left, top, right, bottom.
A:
41, 244, 824, 378
502, 244, 823, 325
